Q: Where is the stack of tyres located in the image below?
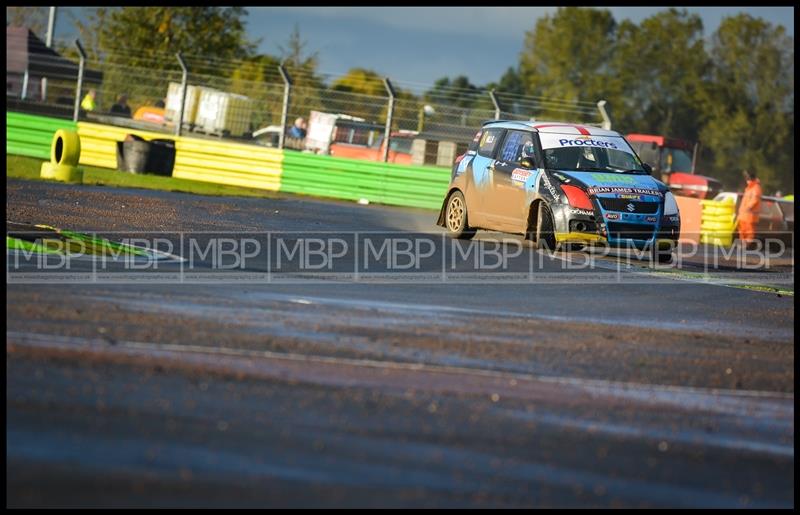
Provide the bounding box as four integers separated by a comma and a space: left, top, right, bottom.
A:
699, 198, 736, 247
40, 129, 83, 182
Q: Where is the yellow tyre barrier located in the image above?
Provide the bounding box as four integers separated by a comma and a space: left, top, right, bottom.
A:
41, 129, 84, 182
700, 199, 736, 247
701, 214, 735, 224
40, 162, 83, 183
51, 129, 82, 166
701, 206, 735, 216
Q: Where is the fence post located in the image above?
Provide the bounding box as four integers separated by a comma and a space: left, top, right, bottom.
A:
489, 89, 502, 120
597, 100, 611, 130
72, 39, 86, 122
278, 62, 293, 150
382, 77, 396, 163
175, 52, 188, 137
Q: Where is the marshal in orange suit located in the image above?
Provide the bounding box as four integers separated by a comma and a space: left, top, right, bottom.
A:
737, 170, 762, 248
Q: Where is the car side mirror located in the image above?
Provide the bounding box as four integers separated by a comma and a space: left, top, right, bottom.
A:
642, 163, 653, 176
520, 157, 535, 169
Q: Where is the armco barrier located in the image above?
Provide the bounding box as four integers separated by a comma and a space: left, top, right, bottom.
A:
76, 122, 177, 169
6, 112, 77, 160
172, 137, 282, 191
8, 112, 449, 207
76, 122, 282, 191
281, 152, 450, 210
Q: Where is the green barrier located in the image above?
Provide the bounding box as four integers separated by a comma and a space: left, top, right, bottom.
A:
281, 152, 450, 210
6, 112, 77, 160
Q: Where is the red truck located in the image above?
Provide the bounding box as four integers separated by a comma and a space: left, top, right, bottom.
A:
626, 134, 722, 199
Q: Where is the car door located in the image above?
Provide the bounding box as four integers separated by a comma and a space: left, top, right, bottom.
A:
486, 129, 538, 230
468, 127, 505, 224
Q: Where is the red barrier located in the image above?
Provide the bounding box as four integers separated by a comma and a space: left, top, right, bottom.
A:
676, 195, 703, 243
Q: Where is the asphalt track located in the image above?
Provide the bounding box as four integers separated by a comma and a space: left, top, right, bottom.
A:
6, 178, 795, 508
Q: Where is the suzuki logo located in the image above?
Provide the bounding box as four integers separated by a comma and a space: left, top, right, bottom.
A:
626, 203, 635, 212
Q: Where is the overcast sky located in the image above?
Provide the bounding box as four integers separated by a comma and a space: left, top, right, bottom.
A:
52, 6, 794, 88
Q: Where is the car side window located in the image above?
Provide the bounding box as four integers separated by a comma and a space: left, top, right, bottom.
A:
468, 130, 482, 152
478, 128, 503, 158
498, 130, 535, 164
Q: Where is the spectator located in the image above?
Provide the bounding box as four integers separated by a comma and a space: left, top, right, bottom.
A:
110, 94, 132, 118
155, 98, 165, 108
737, 169, 762, 250
289, 117, 307, 139
80, 89, 97, 112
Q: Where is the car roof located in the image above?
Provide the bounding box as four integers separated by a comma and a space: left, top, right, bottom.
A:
482, 120, 621, 137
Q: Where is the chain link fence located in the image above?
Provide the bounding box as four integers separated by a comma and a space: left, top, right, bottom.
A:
7, 33, 611, 166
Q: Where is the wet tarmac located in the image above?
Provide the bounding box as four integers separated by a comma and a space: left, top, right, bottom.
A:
6, 179, 795, 507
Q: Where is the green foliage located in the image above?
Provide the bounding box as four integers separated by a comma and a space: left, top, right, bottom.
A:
69, 7, 257, 112
229, 54, 283, 128
519, 7, 617, 119
612, 9, 708, 141
697, 14, 794, 191
425, 76, 480, 108
516, 7, 794, 193
6, 6, 49, 35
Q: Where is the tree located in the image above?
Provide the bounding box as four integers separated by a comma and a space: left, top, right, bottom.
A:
611, 9, 709, 140
698, 14, 794, 192
486, 67, 526, 116
326, 68, 388, 121
519, 7, 617, 122
425, 75, 480, 108
230, 54, 282, 128
6, 6, 48, 35
70, 7, 257, 112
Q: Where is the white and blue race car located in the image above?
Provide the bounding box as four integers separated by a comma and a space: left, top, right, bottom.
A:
436, 120, 681, 262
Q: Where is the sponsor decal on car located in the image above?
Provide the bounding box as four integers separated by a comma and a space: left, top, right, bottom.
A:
616, 194, 642, 200
538, 133, 636, 155
569, 208, 594, 217
511, 168, 532, 183
605, 213, 619, 220
666, 215, 680, 223
645, 216, 658, 222
559, 138, 618, 149
586, 186, 663, 197
590, 173, 636, 184
540, 173, 560, 199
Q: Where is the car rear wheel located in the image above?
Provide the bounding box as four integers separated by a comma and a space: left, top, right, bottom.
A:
445, 191, 476, 240
536, 202, 558, 251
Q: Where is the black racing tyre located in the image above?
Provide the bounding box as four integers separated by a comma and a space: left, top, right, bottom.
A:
444, 191, 476, 240
536, 202, 558, 251
563, 243, 586, 252
652, 246, 674, 264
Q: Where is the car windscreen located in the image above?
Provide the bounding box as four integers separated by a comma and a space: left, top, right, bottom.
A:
539, 133, 645, 173
661, 146, 693, 173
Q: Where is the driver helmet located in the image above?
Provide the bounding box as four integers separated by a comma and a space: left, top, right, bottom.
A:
521, 141, 536, 158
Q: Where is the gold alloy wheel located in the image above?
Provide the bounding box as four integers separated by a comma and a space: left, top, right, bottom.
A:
447, 195, 465, 232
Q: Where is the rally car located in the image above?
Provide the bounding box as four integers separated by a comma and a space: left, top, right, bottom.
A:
436, 120, 680, 263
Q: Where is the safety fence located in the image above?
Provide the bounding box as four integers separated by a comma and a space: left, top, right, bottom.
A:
6, 111, 447, 207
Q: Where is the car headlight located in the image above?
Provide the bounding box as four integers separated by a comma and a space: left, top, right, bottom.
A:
664, 192, 679, 216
